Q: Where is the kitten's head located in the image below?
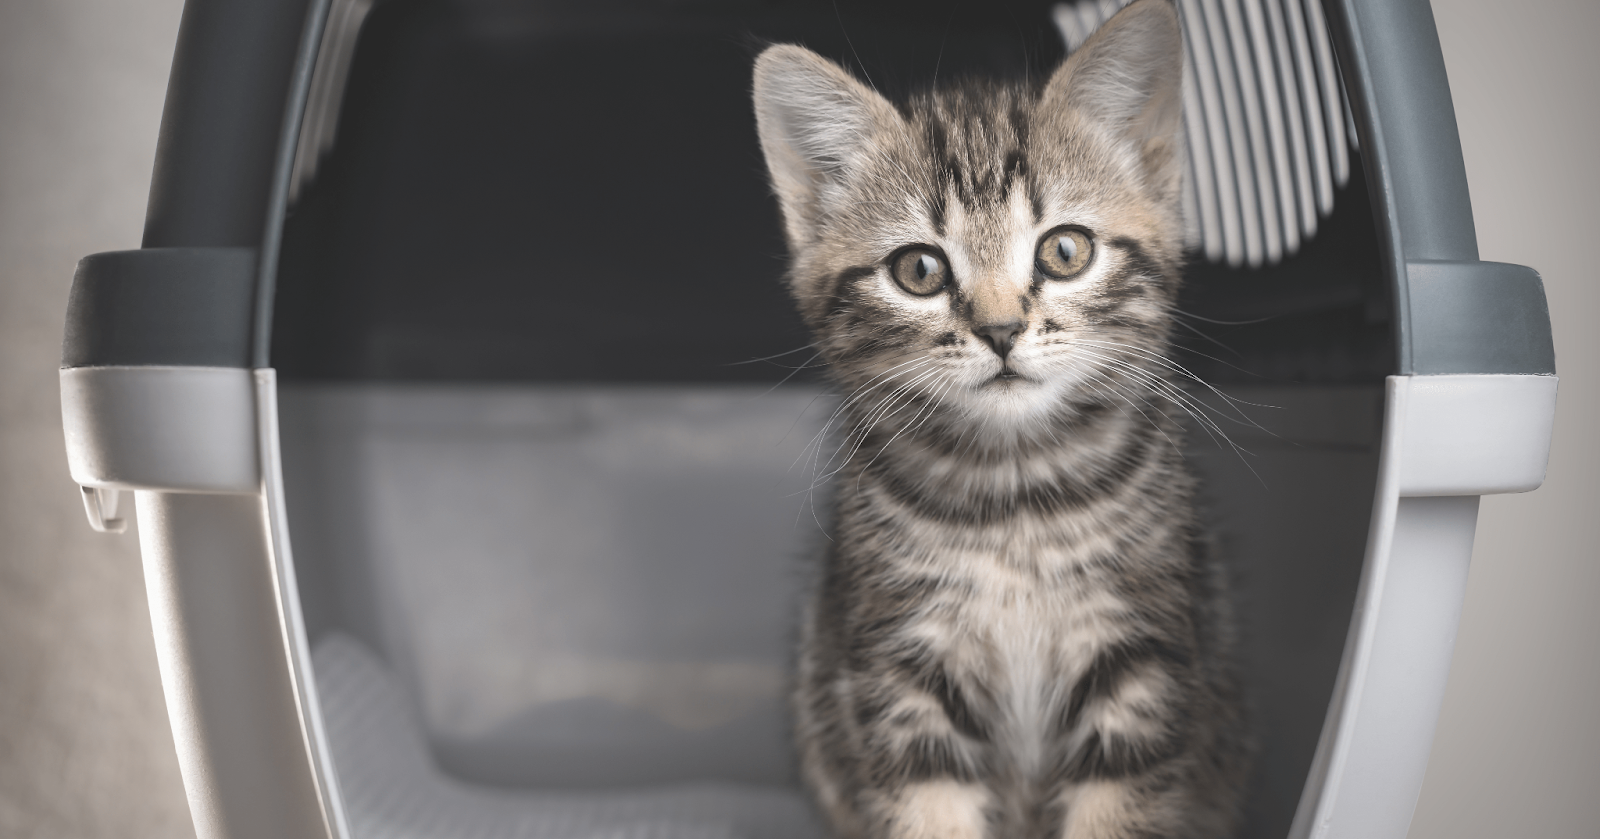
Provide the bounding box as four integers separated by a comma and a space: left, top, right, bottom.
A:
753, 0, 1186, 446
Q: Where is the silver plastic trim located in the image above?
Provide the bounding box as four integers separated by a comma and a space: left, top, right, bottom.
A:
1289, 374, 1556, 839
61, 365, 260, 494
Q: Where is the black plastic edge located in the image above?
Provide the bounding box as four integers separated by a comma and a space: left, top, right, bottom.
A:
142, 0, 314, 250
1408, 260, 1556, 376
255, 0, 333, 368
1325, 0, 1485, 375
62, 248, 258, 368
121, 0, 327, 372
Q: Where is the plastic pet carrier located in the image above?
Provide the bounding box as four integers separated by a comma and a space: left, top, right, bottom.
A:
59, 0, 1556, 838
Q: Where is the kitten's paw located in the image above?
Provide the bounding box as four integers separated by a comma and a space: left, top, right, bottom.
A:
1058, 779, 1205, 839
1057, 781, 1137, 839
882, 780, 990, 839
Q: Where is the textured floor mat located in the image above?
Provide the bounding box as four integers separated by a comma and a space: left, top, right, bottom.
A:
312, 632, 827, 839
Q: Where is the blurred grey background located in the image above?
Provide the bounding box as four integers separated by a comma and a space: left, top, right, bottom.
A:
0, 0, 1594, 836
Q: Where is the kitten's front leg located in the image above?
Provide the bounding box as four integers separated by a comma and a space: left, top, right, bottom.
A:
1048, 637, 1232, 839
845, 664, 995, 839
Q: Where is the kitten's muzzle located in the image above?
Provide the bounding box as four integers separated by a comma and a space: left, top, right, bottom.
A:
973, 320, 1024, 361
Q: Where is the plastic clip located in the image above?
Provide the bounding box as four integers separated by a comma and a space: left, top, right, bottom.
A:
80, 485, 127, 533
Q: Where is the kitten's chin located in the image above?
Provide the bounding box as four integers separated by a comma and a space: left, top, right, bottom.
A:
952, 373, 1071, 437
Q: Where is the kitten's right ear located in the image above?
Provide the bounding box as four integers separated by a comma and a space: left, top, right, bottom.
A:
1040, 0, 1185, 200
753, 45, 899, 248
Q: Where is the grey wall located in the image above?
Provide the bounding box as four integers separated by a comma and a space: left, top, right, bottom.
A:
0, 0, 1593, 837
0, 0, 192, 836
1412, 0, 1600, 836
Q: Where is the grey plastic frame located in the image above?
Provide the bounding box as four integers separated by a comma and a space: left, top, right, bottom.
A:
1325, 0, 1554, 376
59, 0, 347, 837
55, 1, 1556, 839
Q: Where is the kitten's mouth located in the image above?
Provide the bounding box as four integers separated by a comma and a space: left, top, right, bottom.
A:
986, 368, 1027, 385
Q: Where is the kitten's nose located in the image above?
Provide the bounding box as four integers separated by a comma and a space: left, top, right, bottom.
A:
973, 320, 1024, 359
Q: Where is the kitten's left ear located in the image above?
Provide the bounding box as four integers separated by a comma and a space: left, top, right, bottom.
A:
753, 45, 901, 249
1042, 0, 1185, 195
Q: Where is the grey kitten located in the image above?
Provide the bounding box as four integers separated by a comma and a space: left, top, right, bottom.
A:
751, 1, 1250, 837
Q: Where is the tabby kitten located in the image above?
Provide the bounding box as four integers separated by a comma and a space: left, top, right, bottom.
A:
751, 1, 1249, 837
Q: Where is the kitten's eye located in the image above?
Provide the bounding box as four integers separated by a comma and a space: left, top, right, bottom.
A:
1035, 227, 1094, 280
889, 247, 951, 296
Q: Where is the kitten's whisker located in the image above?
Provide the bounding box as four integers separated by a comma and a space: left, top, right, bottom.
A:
725, 343, 820, 365
803, 357, 936, 485
906, 374, 955, 438
857, 372, 954, 487
754, 351, 826, 408
1075, 349, 1242, 451
1075, 350, 1266, 483
825, 366, 943, 484
832, 366, 942, 472
791, 353, 931, 477
1078, 378, 1140, 427
1073, 352, 1216, 441
1083, 358, 1231, 443
828, 354, 932, 418
819, 358, 933, 447
830, 0, 876, 91
1164, 313, 1254, 365
1081, 368, 1185, 455
1170, 307, 1277, 326
1068, 340, 1264, 428
777, 385, 842, 450
1056, 326, 1267, 408
1070, 338, 1278, 432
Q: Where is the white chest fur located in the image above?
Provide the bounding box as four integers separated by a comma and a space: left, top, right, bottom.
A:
901, 528, 1135, 773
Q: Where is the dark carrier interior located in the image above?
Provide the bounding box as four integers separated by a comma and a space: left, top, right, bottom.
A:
270, 2, 1389, 837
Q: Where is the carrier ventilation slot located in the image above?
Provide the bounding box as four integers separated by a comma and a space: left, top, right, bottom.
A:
1056, 0, 1357, 268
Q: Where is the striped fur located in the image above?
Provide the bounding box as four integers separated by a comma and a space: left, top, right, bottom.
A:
753, 2, 1248, 838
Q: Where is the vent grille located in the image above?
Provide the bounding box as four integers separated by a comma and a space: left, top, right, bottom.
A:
1055, 0, 1358, 267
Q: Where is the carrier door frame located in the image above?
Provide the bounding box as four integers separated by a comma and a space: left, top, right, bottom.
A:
1290, 2, 1556, 839
58, 0, 346, 837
